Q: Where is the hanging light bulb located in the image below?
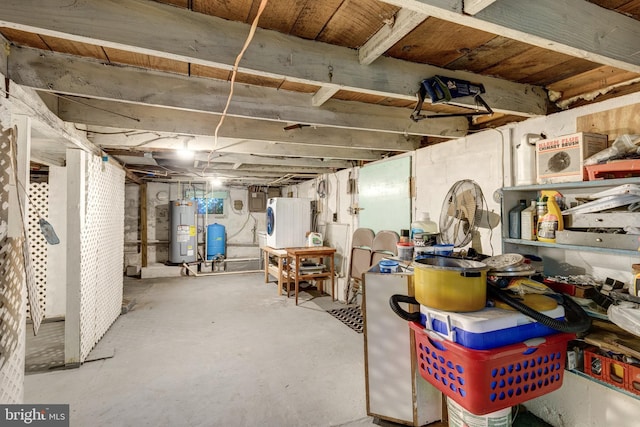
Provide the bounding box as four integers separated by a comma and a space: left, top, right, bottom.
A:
178, 136, 194, 159
209, 177, 223, 187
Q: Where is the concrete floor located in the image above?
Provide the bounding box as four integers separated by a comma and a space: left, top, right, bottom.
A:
24, 273, 381, 427
23, 273, 552, 427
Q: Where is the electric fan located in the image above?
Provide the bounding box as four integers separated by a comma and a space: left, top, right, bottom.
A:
438, 180, 484, 247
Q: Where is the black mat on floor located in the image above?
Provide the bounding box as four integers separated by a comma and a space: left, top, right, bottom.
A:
327, 306, 363, 334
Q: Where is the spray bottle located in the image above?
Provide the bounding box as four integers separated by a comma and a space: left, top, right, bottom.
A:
536, 191, 564, 243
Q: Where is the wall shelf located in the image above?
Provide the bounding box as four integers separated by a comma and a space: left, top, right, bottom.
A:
503, 238, 640, 257
501, 178, 640, 265
502, 177, 640, 192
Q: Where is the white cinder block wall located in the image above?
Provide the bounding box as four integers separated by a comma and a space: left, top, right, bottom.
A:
126, 182, 267, 267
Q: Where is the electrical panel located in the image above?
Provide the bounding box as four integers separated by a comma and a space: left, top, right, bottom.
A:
249, 190, 267, 212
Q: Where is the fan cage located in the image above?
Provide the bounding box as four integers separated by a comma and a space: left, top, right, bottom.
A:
439, 180, 484, 247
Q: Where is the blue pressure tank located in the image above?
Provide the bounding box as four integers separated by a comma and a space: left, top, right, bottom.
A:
206, 223, 226, 260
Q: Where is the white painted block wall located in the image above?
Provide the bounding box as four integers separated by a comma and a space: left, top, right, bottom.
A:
140, 182, 267, 265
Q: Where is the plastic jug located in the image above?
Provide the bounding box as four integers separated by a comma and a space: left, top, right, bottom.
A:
411, 212, 439, 247
520, 200, 537, 241
508, 199, 527, 239
537, 191, 564, 243
307, 232, 323, 247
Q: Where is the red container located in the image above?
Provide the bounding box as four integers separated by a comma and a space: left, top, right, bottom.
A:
585, 347, 628, 389
409, 321, 574, 415
628, 364, 640, 396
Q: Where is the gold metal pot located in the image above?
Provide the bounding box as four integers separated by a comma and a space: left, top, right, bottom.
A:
413, 257, 488, 312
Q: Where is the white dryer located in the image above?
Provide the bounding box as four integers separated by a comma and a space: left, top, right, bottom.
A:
266, 197, 311, 248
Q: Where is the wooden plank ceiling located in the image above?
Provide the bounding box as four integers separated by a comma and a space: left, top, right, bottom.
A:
0, 0, 639, 186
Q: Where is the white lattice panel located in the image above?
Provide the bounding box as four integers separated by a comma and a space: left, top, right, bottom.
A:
26, 182, 48, 319
0, 128, 26, 403
79, 157, 124, 362
0, 239, 26, 403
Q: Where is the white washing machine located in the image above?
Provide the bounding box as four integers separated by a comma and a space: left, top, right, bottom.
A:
266, 197, 311, 248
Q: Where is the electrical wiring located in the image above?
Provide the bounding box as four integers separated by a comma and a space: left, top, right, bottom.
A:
55, 93, 140, 122
316, 178, 327, 198
227, 212, 256, 240
202, 0, 269, 177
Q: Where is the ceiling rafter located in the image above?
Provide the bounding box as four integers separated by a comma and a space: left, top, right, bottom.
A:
88, 131, 386, 161
311, 86, 340, 107
102, 147, 353, 169
54, 96, 421, 152
359, 8, 428, 65
0, 0, 548, 117
8, 46, 469, 137
463, 0, 498, 15
380, 0, 640, 72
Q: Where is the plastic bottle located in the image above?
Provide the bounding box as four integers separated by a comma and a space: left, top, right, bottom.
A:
508, 199, 527, 239
411, 212, 439, 247
537, 191, 564, 243
520, 200, 537, 241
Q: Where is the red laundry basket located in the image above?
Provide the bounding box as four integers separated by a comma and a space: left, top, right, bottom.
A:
410, 321, 574, 415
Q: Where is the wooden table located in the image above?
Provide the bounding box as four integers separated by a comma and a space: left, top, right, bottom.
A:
285, 246, 336, 305
262, 246, 289, 295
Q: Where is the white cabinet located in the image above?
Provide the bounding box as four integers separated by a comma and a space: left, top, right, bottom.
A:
362, 266, 442, 426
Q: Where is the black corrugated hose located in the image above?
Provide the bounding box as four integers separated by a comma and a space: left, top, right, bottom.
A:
487, 281, 592, 333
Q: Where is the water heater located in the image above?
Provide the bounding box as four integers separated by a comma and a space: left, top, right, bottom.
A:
169, 199, 197, 264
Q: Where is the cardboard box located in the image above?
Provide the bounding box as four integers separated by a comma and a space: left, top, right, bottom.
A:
536, 132, 608, 183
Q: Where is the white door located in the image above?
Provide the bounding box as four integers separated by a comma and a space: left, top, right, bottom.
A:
358, 155, 411, 234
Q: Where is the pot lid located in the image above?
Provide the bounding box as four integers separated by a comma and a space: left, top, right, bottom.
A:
483, 253, 524, 270
414, 256, 488, 271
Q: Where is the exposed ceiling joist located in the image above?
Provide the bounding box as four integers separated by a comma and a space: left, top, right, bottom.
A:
54, 95, 421, 151
463, 0, 498, 15
0, 0, 548, 117
5, 73, 101, 156
311, 86, 340, 107
359, 8, 428, 65
381, 0, 640, 73
9, 47, 468, 137
30, 151, 65, 167
104, 148, 352, 173
88, 132, 384, 161
146, 151, 352, 170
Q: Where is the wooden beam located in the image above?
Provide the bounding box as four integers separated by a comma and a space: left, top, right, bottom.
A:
56, 96, 423, 151
133, 165, 318, 179
0, 0, 548, 116
9, 47, 468, 137
104, 148, 353, 169
88, 132, 386, 161
140, 182, 147, 268
359, 8, 428, 65
380, 0, 640, 73
152, 154, 344, 174
311, 86, 340, 107
463, 0, 497, 15
4, 74, 102, 156
30, 151, 65, 167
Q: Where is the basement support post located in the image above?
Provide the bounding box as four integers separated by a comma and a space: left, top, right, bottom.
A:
140, 182, 148, 268
65, 148, 85, 367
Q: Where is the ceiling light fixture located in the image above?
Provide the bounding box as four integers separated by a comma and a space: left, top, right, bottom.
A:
209, 177, 223, 187
178, 137, 195, 159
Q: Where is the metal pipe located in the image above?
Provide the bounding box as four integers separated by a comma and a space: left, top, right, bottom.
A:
182, 262, 262, 277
